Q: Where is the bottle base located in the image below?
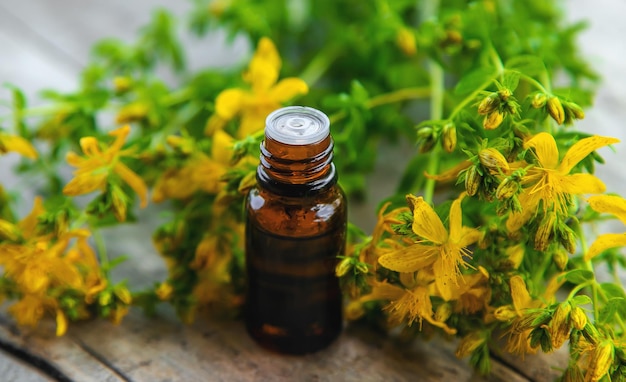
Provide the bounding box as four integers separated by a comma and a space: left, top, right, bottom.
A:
246, 322, 342, 355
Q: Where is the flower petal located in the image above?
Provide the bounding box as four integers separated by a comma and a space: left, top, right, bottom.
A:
66, 151, 84, 167
559, 173, 606, 195
378, 244, 438, 273
425, 160, 471, 182
56, 309, 68, 336
63, 173, 107, 196
0, 134, 38, 159
448, 195, 465, 242
359, 280, 405, 303
510, 275, 532, 314
585, 233, 626, 261
410, 196, 447, 244
108, 125, 131, 153
559, 135, 619, 173
506, 191, 540, 232
18, 197, 45, 238
524, 132, 559, 169
79, 137, 102, 157
268, 78, 309, 103
588, 194, 626, 225
457, 227, 483, 248
212, 130, 234, 164
114, 162, 148, 208
245, 59, 279, 92
215, 89, 247, 120
258, 38, 281, 68
237, 109, 268, 138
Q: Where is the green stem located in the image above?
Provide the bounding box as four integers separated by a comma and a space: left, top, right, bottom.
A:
595, 283, 626, 333
577, 224, 601, 322
448, 77, 495, 121
90, 223, 110, 276
489, 47, 505, 81
367, 87, 430, 108
0, 104, 76, 122
567, 281, 593, 301
420, 0, 443, 204
422, 63, 444, 204
299, 44, 341, 87
328, 86, 430, 124
161, 86, 194, 107
516, 72, 548, 94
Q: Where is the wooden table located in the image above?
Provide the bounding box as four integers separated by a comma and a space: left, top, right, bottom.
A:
1, 0, 625, 380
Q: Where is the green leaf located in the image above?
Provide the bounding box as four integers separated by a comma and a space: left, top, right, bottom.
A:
502, 70, 521, 92
4, 83, 28, 137
600, 282, 626, 299
561, 269, 594, 284
505, 55, 546, 77
571, 295, 592, 307
454, 67, 498, 95
598, 297, 626, 325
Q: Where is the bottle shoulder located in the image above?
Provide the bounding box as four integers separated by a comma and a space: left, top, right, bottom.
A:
246, 185, 347, 237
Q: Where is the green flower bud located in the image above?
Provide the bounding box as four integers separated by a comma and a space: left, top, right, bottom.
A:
553, 249, 569, 271
534, 213, 556, 251
587, 340, 614, 382
547, 96, 565, 125
478, 148, 510, 173
477, 93, 499, 115
417, 126, 434, 140
496, 177, 518, 199
464, 165, 481, 196
113, 76, 132, 93
570, 307, 587, 331
335, 257, 352, 277
498, 88, 512, 101
531, 93, 548, 109
569, 103, 585, 120
483, 110, 504, 130
442, 123, 457, 153
549, 302, 572, 348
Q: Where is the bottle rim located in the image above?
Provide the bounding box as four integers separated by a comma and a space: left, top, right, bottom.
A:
265, 106, 330, 145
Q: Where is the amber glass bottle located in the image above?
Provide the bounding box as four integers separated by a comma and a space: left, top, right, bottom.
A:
245, 106, 347, 355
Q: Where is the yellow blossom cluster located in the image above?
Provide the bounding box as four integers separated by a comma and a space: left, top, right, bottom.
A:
0, 198, 129, 335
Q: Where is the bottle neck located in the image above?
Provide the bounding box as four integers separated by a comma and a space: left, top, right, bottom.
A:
257, 136, 337, 197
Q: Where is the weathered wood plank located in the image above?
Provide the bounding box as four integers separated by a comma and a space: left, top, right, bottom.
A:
1, 308, 542, 382
0, 316, 126, 381
0, 351, 52, 382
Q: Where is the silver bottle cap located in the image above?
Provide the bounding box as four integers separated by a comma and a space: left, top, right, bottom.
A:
265, 106, 330, 145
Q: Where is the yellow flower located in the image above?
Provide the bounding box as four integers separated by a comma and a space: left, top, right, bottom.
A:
585, 340, 614, 382
434, 266, 491, 314
358, 280, 456, 335
155, 282, 173, 301
0, 201, 84, 295
152, 130, 235, 202
63, 125, 148, 208
8, 294, 46, 328
585, 194, 626, 261
6, 294, 69, 336
208, 37, 308, 138
0, 133, 38, 159
506, 133, 619, 232
378, 194, 482, 300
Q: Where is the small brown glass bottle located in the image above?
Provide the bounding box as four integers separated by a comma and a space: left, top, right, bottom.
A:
244, 106, 347, 355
